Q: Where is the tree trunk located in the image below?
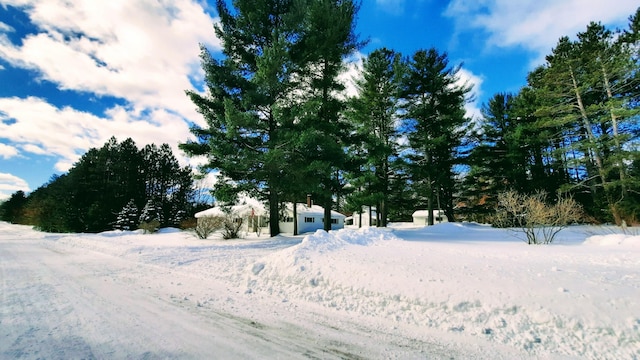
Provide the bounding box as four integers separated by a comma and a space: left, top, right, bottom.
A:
601, 63, 626, 195
427, 176, 434, 226
269, 190, 280, 236
324, 198, 331, 232
293, 201, 298, 236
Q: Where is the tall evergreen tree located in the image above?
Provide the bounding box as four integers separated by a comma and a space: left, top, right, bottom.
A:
400, 49, 471, 225
294, 0, 362, 231
182, 0, 361, 234
181, 0, 308, 236
347, 48, 402, 226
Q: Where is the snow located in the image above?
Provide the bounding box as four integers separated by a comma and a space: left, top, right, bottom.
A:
1, 221, 638, 359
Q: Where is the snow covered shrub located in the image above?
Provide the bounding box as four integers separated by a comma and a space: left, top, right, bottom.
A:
194, 216, 223, 239
496, 190, 583, 244
222, 215, 243, 240
113, 199, 139, 231
139, 219, 160, 234
139, 199, 162, 226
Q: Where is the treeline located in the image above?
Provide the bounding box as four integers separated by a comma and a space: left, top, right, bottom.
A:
0, 137, 197, 233
182, 1, 640, 236
461, 14, 640, 224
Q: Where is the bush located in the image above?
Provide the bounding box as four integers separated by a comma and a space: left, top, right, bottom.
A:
222, 216, 243, 240
179, 218, 198, 230
193, 216, 223, 239
139, 219, 160, 234
495, 190, 583, 244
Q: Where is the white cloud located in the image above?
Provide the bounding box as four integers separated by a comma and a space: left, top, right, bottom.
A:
0, 96, 195, 172
0, 172, 30, 201
0, 0, 223, 180
0, 21, 13, 32
445, 0, 638, 65
338, 52, 365, 100
0, 0, 221, 124
0, 142, 19, 159
455, 67, 483, 121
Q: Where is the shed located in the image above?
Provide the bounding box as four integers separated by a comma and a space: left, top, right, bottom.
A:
412, 210, 448, 226
345, 206, 379, 227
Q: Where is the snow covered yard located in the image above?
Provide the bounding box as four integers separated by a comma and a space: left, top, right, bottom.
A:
0, 221, 638, 359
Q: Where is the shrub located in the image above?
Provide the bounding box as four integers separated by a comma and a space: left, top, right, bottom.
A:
222, 216, 243, 240
139, 219, 160, 234
179, 218, 198, 230
495, 191, 583, 244
193, 216, 224, 239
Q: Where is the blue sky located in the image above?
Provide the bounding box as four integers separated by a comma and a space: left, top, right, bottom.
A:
0, 0, 638, 201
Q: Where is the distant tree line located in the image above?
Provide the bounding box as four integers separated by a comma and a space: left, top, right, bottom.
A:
0, 137, 198, 233
182, 1, 639, 236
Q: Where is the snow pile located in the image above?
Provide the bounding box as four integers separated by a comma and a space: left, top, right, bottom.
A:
246, 227, 398, 299
584, 233, 640, 247
245, 224, 640, 358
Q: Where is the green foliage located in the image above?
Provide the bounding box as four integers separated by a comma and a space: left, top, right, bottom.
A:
114, 199, 139, 231
400, 48, 472, 225
346, 48, 403, 227
0, 190, 28, 223
182, 0, 362, 235
8, 137, 194, 233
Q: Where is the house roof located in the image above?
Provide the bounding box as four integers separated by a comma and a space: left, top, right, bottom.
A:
195, 198, 346, 219
195, 196, 266, 218
412, 210, 445, 217
284, 203, 346, 219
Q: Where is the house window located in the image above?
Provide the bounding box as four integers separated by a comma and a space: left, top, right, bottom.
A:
331, 218, 338, 224
304, 217, 315, 223
281, 216, 293, 223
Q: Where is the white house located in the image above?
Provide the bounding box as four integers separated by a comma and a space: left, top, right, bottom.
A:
195, 196, 268, 234
279, 202, 346, 234
195, 196, 345, 235
412, 210, 448, 226
345, 206, 379, 227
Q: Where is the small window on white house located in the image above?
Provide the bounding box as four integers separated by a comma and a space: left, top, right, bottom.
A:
331, 218, 338, 224
282, 216, 293, 223
304, 217, 315, 223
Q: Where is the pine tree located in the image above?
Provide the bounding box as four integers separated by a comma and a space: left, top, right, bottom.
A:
347, 48, 403, 227
400, 49, 471, 225
181, 0, 309, 236
139, 198, 161, 224
0, 191, 27, 223
293, 0, 362, 231
114, 199, 139, 231
182, 0, 361, 234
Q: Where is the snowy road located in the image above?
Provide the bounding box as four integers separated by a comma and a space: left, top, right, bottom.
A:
0, 238, 375, 359
0, 229, 515, 359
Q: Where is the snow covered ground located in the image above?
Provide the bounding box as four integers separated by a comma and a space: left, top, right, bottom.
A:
1, 221, 638, 359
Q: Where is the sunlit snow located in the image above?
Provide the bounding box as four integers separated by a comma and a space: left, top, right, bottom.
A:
1, 221, 638, 359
